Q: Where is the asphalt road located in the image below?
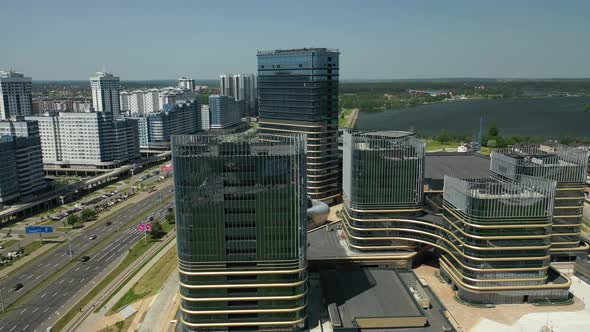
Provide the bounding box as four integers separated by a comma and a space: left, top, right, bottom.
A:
0, 185, 173, 332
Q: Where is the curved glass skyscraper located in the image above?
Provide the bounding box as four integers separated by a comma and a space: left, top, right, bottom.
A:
257, 48, 340, 204
341, 130, 425, 252
172, 134, 307, 331
491, 144, 589, 260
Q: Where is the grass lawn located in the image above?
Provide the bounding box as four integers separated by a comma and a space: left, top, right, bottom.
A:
22, 240, 45, 254
96, 313, 136, 332
0, 239, 19, 248
338, 108, 353, 127
424, 139, 462, 152
108, 245, 177, 314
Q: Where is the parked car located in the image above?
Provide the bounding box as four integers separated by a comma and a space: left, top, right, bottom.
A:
81, 256, 91, 262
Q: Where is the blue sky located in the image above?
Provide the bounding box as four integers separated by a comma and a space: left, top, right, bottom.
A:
1, 0, 589, 80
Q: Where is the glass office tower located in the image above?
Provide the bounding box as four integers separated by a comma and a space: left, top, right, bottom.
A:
440, 176, 571, 304
257, 48, 340, 204
172, 134, 307, 332
491, 144, 589, 260
341, 130, 425, 252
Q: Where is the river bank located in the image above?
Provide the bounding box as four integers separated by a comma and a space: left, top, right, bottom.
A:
356, 96, 590, 138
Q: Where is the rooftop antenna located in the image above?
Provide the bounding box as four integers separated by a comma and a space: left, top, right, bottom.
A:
478, 116, 483, 151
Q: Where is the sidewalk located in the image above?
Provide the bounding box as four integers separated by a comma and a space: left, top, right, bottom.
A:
75, 238, 177, 331
138, 271, 180, 332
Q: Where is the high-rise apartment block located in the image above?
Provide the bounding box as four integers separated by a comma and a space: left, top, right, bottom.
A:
178, 77, 195, 91
0, 120, 47, 204
129, 99, 201, 150
257, 48, 340, 204
491, 144, 589, 260
90, 72, 121, 116
120, 89, 160, 115
172, 134, 307, 331
208, 95, 244, 129
220, 73, 257, 115
200, 105, 210, 130
27, 112, 139, 168
0, 70, 32, 120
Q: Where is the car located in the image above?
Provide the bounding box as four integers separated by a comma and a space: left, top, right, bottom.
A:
105, 221, 112, 226
13, 283, 24, 291
167, 207, 173, 212
0, 245, 4, 249
81, 256, 91, 262
89, 234, 97, 240
148, 216, 154, 222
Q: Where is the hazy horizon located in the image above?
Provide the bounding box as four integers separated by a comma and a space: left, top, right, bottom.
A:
2, 0, 589, 80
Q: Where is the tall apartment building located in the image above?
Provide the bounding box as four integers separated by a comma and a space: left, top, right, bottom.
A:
491, 144, 589, 260
200, 105, 210, 130
341, 130, 425, 252
178, 77, 195, 91
257, 48, 340, 204
27, 112, 139, 168
129, 99, 201, 150
440, 175, 569, 304
219, 73, 257, 115
0, 120, 47, 204
90, 72, 121, 117
171, 134, 307, 331
128, 90, 145, 114
120, 89, 160, 115
0, 70, 32, 120
208, 95, 244, 129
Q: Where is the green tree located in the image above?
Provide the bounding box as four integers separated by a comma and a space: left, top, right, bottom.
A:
560, 137, 575, 146
67, 214, 79, 228
80, 208, 96, 222
165, 211, 175, 224
150, 222, 164, 239
436, 129, 451, 143
488, 123, 500, 137
487, 139, 497, 148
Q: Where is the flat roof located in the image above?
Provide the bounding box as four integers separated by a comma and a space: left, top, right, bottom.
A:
321, 269, 423, 328
307, 224, 414, 261
425, 152, 490, 180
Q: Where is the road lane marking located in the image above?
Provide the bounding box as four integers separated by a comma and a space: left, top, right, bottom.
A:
35, 275, 41, 280
43, 307, 49, 313
32, 307, 39, 313
58, 279, 65, 284
22, 325, 29, 331
40, 292, 46, 298
20, 307, 27, 314
9, 325, 16, 332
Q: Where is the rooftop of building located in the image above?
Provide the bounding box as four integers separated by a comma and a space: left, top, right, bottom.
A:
424, 152, 490, 183
257, 47, 340, 56
308, 267, 455, 332
0, 70, 27, 78
90, 72, 118, 79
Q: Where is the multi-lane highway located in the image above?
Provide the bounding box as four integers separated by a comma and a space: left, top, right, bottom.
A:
0, 185, 173, 332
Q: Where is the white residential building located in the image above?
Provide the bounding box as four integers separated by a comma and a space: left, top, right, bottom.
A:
0, 70, 33, 120
219, 73, 257, 115
200, 105, 210, 130
178, 77, 195, 91
142, 89, 159, 113
90, 72, 121, 117
26, 112, 139, 168
129, 90, 145, 115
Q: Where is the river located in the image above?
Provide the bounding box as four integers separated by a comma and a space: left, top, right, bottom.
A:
355, 96, 590, 138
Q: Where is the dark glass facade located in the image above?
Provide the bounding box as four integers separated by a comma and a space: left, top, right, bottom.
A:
491, 144, 589, 260
440, 176, 570, 304
257, 48, 340, 204
341, 130, 425, 252
172, 134, 307, 331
